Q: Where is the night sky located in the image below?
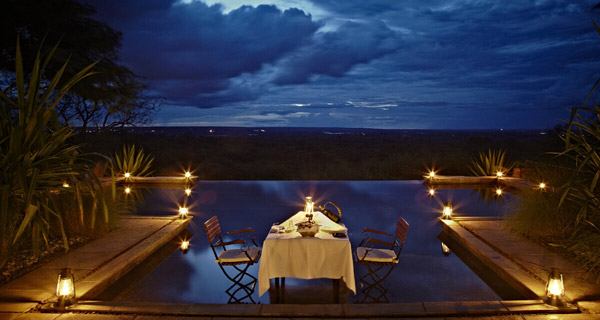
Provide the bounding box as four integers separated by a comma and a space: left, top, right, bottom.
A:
83, 0, 600, 129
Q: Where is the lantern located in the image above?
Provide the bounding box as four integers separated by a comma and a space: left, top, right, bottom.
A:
56, 268, 75, 306
441, 242, 451, 256
546, 268, 565, 300
442, 202, 453, 220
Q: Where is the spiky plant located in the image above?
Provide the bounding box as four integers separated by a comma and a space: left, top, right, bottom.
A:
0, 38, 100, 268
112, 144, 155, 177
469, 149, 514, 176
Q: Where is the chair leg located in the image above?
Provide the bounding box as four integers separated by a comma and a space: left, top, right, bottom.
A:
218, 263, 258, 304
358, 263, 396, 303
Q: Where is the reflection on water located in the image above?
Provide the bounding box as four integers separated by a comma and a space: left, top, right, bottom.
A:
113, 181, 511, 304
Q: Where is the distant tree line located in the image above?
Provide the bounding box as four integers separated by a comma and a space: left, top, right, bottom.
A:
0, 0, 159, 131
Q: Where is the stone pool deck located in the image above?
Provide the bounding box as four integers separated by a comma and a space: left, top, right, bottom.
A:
0, 216, 190, 307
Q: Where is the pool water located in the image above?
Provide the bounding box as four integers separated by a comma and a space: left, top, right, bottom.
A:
106, 181, 513, 304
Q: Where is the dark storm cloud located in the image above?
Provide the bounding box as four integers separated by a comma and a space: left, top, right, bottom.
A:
272, 20, 401, 85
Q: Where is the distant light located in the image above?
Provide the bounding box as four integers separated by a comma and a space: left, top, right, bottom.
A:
185, 188, 192, 196
125, 187, 131, 194
62, 182, 70, 188
442, 202, 453, 220
496, 171, 503, 178
496, 188, 503, 196
124, 172, 131, 178
429, 188, 435, 196
179, 206, 188, 218
185, 171, 191, 178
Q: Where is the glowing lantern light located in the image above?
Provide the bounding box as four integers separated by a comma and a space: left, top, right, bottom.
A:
179, 206, 189, 219
62, 182, 70, 188
546, 269, 565, 300
496, 171, 503, 178
429, 188, 435, 196
124, 172, 131, 178
124, 187, 131, 194
185, 171, 191, 178
496, 188, 503, 196
441, 242, 451, 256
56, 268, 75, 306
442, 202, 453, 220
185, 188, 192, 196
181, 240, 190, 254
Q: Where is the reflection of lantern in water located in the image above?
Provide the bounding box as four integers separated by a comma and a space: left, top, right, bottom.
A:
546, 268, 565, 300
442, 202, 453, 220
181, 240, 190, 254
56, 268, 75, 306
429, 188, 435, 196
441, 242, 451, 256
185, 188, 192, 196
179, 206, 189, 219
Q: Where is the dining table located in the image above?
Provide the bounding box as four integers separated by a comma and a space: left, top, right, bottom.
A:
257, 210, 356, 302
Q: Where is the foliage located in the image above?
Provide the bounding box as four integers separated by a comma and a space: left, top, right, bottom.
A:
469, 148, 514, 176
112, 145, 155, 177
0, 0, 158, 130
0, 39, 122, 269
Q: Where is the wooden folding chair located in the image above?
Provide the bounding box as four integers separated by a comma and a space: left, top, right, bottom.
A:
355, 217, 409, 303
204, 216, 261, 303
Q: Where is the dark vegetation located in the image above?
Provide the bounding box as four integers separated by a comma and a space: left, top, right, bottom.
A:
73, 129, 563, 180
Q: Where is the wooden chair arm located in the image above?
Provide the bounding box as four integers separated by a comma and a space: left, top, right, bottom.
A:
213, 239, 246, 247
367, 238, 395, 247
363, 228, 391, 236
225, 228, 254, 235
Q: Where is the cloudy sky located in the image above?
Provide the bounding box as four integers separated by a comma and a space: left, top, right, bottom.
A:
84, 0, 600, 129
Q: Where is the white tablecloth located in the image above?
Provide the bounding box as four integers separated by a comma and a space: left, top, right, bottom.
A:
257, 211, 356, 296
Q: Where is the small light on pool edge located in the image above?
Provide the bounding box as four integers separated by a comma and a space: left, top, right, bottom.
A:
179, 206, 189, 218
442, 202, 452, 220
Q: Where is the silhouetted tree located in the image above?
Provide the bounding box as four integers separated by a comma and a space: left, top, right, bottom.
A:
0, 0, 158, 130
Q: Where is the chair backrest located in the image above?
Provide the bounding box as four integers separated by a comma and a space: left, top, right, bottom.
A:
395, 217, 409, 245
204, 216, 222, 245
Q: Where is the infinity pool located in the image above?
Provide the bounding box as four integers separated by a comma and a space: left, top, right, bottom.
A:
103, 181, 515, 304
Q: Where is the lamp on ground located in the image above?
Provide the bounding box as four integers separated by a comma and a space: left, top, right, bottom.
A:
546, 268, 565, 305
442, 202, 453, 220
56, 268, 75, 307
441, 242, 451, 256
179, 206, 189, 219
